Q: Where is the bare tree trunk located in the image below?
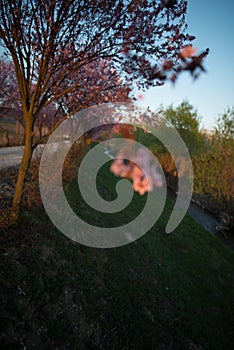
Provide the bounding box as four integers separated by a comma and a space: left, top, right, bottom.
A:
38, 126, 42, 139
11, 115, 34, 222
3, 131, 10, 147
80, 134, 86, 150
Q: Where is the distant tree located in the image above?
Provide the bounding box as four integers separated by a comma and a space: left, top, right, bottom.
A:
193, 107, 234, 227
214, 106, 234, 140
0, 0, 208, 221
0, 56, 24, 144
0, 55, 20, 108
0, 56, 132, 144
210, 106, 234, 173
162, 100, 206, 154
34, 103, 62, 139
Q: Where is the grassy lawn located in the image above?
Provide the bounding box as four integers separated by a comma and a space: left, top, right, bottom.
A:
0, 160, 234, 349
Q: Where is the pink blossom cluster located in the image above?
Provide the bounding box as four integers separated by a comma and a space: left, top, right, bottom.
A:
110, 147, 163, 195
180, 45, 197, 59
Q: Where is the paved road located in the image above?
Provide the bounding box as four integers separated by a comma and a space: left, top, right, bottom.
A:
0, 145, 24, 169
0, 145, 46, 170
0, 142, 72, 170
187, 201, 218, 233
166, 189, 218, 234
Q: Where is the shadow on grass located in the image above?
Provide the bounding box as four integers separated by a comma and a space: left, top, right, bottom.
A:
0, 170, 234, 349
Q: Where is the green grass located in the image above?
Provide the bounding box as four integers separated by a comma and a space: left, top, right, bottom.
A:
0, 159, 234, 349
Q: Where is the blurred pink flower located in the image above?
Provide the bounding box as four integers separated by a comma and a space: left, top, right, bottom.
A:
110, 158, 132, 178
133, 176, 150, 195
130, 164, 143, 181
137, 93, 144, 100
110, 147, 163, 195
180, 45, 197, 59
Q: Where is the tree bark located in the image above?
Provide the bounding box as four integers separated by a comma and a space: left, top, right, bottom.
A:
3, 131, 10, 147
11, 115, 34, 222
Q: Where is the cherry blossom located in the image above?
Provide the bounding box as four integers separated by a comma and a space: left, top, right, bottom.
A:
110, 158, 132, 178
110, 146, 163, 195
180, 45, 197, 59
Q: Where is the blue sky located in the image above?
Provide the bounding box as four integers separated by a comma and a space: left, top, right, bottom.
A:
136, 0, 234, 130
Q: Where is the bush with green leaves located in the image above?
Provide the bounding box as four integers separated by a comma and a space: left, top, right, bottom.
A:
137, 104, 233, 232
193, 107, 234, 231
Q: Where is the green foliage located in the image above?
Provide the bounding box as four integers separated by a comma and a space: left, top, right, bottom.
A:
193, 151, 234, 213
135, 127, 168, 154
163, 100, 200, 131
135, 103, 233, 231
214, 106, 234, 140
162, 100, 207, 155
192, 108, 234, 227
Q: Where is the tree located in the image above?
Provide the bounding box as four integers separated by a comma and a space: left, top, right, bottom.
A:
162, 100, 206, 154
0, 55, 19, 108
193, 108, 234, 228
54, 58, 132, 119
214, 106, 234, 140
0, 0, 208, 221
34, 103, 62, 139
1, 56, 132, 145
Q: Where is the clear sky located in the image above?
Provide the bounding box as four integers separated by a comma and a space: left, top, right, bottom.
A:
136, 0, 234, 130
